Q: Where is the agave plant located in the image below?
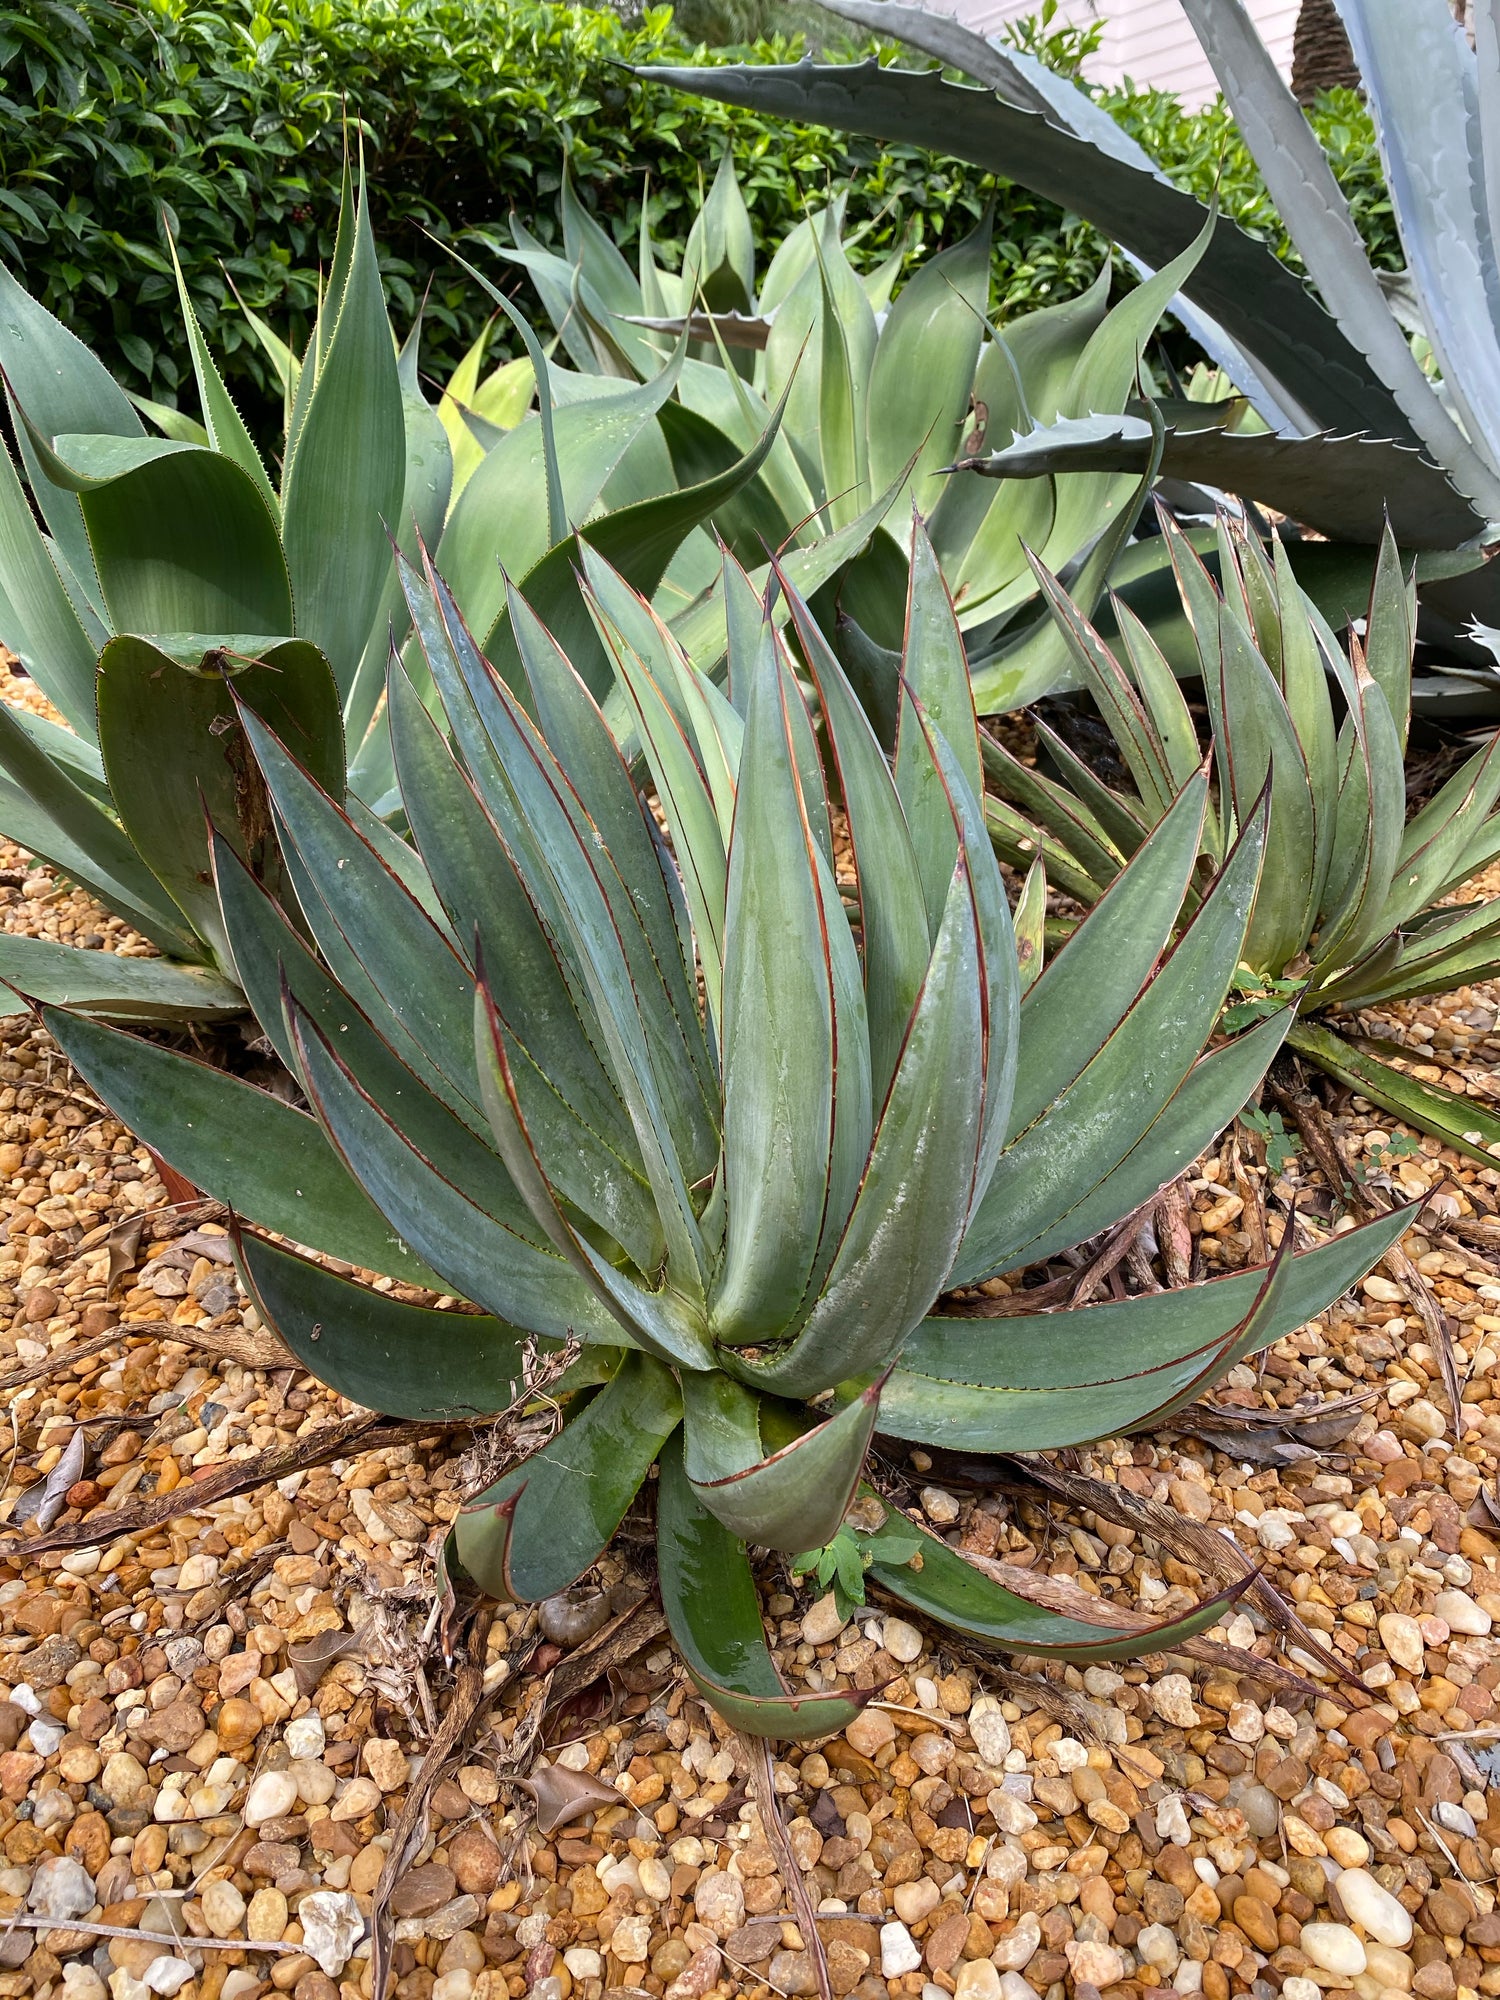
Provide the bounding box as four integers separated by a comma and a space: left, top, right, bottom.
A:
644, 0, 1500, 702
39, 523, 1403, 1729
986, 510, 1500, 1160
476, 158, 1399, 709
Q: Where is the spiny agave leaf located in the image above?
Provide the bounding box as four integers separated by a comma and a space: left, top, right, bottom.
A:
726, 854, 985, 1399
288, 995, 631, 1342
42, 1007, 448, 1286
1008, 770, 1208, 1137
281, 170, 406, 696
957, 415, 1483, 551
0, 936, 242, 1023
855, 1494, 1248, 1659
237, 1231, 543, 1422
454, 1353, 681, 1602
656, 1434, 875, 1739
165, 229, 276, 517
888, 1203, 1411, 1450
624, 310, 775, 350
0, 698, 197, 957
0, 437, 102, 738
98, 637, 343, 971
1286, 1018, 1500, 1166
681, 1371, 884, 1551
904, 521, 983, 804
474, 975, 715, 1370
49, 439, 293, 643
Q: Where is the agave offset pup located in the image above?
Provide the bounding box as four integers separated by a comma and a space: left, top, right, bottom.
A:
43, 530, 1403, 1730
986, 512, 1500, 1161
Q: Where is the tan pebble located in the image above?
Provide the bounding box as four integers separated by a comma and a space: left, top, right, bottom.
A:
1378, 1612, 1426, 1673
215, 1699, 262, 1749
894, 1880, 941, 1925
882, 1618, 922, 1663
800, 1593, 846, 1646
330, 1776, 382, 1821
361, 1739, 408, 1792
844, 1710, 896, 1758
1065, 1939, 1124, 1987
201, 1880, 247, 1938
348, 1847, 384, 1897
247, 1889, 289, 1943
1151, 1674, 1199, 1726
1326, 1828, 1371, 1869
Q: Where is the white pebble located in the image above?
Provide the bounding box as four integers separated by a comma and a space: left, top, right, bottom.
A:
1434, 1589, 1491, 1636
881, 1618, 922, 1663
142, 1963, 194, 1998
880, 1923, 922, 1978
1336, 1868, 1413, 1948
1301, 1923, 1367, 1978
243, 1770, 298, 1828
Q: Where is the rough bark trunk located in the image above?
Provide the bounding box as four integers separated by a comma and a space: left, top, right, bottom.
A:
1291, 0, 1360, 102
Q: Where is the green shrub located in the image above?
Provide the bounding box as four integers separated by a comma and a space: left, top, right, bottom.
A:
0, 0, 1394, 439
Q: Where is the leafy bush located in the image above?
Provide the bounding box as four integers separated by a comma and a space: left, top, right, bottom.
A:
0, 0, 1394, 439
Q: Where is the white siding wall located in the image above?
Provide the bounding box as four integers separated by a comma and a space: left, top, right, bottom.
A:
945, 0, 1300, 107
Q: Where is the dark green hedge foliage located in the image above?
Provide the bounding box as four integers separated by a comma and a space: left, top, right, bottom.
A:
0, 0, 1398, 439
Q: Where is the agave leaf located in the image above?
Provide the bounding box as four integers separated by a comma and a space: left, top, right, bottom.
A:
0, 936, 242, 1023
790, 583, 930, 1101
41, 438, 293, 642
474, 976, 716, 1370
1362, 520, 1417, 750
886, 1203, 1410, 1449
42, 1007, 449, 1286
384, 666, 660, 1271
289, 997, 632, 1342
280, 175, 406, 696
713, 642, 842, 1342
1327, 0, 1500, 485
1008, 772, 1207, 1137
855, 1494, 1247, 1658
960, 796, 1267, 1280
1030, 718, 1152, 862
237, 1231, 543, 1421
638, 57, 1415, 448
0, 699, 197, 956
1381, 738, 1500, 937
1287, 1018, 1500, 1166
0, 438, 103, 738
959, 414, 1484, 551
1313, 668, 1406, 974
681, 1372, 883, 1551
685, 152, 757, 317
1112, 598, 1212, 811
97, 637, 343, 971
724, 854, 985, 1398
165, 231, 276, 517
455, 1354, 681, 1602
981, 740, 1123, 894
867, 208, 991, 527
656, 1434, 874, 1739
241, 708, 484, 1125
1013, 858, 1047, 995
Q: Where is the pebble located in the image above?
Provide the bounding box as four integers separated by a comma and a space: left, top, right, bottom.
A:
954, 1962, 1002, 2000
1152, 1673, 1199, 1725
202, 1879, 247, 1938
1378, 1611, 1427, 1671
881, 1923, 922, 1977
800, 1593, 846, 1645
968, 1698, 1011, 1765
1301, 1923, 1368, 1977
298, 1891, 365, 1976
1434, 1587, 1491, 1634
142, 1961, 194, 1997
692, 1869, 744, 1937
1065, 1939, 1124, 1987
244, 1770, 299, 1828
991, 1913, 1041, 1970
28, 1854, 95, 1920
881, 1617, 923, 1663
1337, 1867, 1414, 1947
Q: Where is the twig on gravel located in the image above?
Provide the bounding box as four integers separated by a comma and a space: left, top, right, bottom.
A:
4, 1916, 298, 1953
1, 1412, 427, 1557
742, 1731, 832, 2000
371, 1605, 496, 2000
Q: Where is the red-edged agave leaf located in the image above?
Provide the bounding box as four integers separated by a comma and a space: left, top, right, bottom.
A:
656, 1433, 875, 1738
236, 1229, 546, 1423
473, 970, 715, 1371
453, 1353, 681, 1603
681, 1369, 886, 1552
877, 1201, 1410, 1451
1286, 1018, 1500, 1166
854, 1493, 1250, 1660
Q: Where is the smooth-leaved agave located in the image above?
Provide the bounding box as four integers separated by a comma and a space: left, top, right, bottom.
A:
986, 509, 1500, 1160
41, 527, 1404, 1732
